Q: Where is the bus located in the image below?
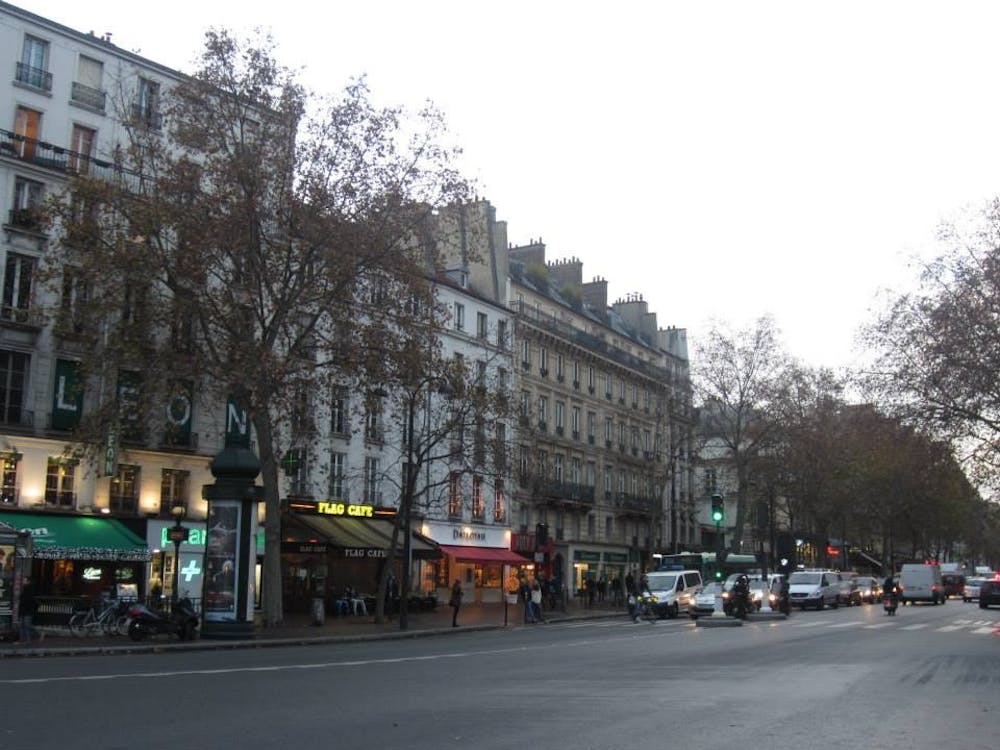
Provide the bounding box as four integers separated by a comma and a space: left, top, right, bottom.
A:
654, 552, 760, 582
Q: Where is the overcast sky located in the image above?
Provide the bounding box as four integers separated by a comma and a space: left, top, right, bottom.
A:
22, 0, 1000, 370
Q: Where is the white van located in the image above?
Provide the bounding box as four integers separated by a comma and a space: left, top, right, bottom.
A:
787, 569, 841, 610
899, 563, 945, 605
642, 569, 703, 618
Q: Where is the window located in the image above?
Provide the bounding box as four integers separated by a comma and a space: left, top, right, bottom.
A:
449, 472, 462, 516
588, 366, 595, 391
331, 386, 348, 435
286, 447, 310, 496
587, 514, 595, 538
0, 350, 29, 425
493, 479, 506, 522
605, 516, 613, 540
554, 401, 565, 431
604, 372, 612, 399
454, 302, 465, 331
45, 458, 75, 507
585, 461, 596, 488
2, 253, 34, 323
11, 176, 44, 229
556, 354, 564, 380
60, 268, 89, 334
521, 339, 531, 366
476, 311, 488, 339
618, 469, 626, 494
518, 445, 528, 485
573, 359, 580, 385
1, 454, 19, 504
704, 468, 717, 493
329, 451, 346, 498
618, 423, 626, 447
497, 319, 508, 349
604, 416, 613, 443
135, 77, 161, 129
553, 455, 564, 483
472, 476, 485, 518
110, 464, 139, 513
571, 458, 581, 484
69, 125, 97, 174
587, 411, 596, 441
619, 379, 626, 402
13, 107, 41, 161
18, 36, 50, 90
160, 469, 189, 515
538, 396, 548, 428
571, 407, 580, 438
364, 393, 383, 442
363, 457, 380, 504
604, 465, 612, 495
519, 389, 530, 417
539, 347, 548, 375
73, 55, 105, 111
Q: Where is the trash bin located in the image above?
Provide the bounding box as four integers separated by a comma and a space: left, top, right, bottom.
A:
311, 597, 325, 626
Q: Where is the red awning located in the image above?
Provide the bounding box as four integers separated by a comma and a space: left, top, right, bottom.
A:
438, 544, 530, 565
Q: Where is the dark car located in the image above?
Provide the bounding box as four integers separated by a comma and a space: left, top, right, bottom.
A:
837, 576, 862, 607
978, 579, 1000, 609
942, 573, 966, 599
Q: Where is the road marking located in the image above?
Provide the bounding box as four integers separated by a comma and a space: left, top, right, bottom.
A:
791, 621, 829, 628
827, 621, 864, 628
863, 623, 894, 629
935, 625, 964, 632
972, 627, 995, 634
900, 624, 928, 630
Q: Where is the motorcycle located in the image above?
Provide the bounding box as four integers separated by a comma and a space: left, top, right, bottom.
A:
127, 597, 199, 641
728, 581, 753, 620
883, 589, 899, 615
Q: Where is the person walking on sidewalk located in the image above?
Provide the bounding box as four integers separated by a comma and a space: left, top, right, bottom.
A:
449, 580, 463, 627
530, 579, 545, 623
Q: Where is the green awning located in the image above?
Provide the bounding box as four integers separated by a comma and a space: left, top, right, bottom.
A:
0, 512, 150, 562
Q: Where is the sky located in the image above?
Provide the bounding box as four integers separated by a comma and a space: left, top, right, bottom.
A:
21, 0, 1000, 370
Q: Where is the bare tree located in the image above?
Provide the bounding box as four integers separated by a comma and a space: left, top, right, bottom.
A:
693, 316, 789, 549
41, 30, 471, 626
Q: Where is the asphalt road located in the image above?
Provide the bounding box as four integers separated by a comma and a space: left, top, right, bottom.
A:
1, 599, 998, 750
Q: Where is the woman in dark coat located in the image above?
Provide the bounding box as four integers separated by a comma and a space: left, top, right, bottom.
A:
449, 580, 463, 627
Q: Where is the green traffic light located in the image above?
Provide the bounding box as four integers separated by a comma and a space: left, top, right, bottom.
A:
711, 509, 723, 523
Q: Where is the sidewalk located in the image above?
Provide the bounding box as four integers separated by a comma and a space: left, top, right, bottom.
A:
0, 598, 628, 659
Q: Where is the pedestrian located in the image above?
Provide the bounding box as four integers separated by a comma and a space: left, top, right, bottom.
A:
449, 579, 463, 627
625, 570, 635, 596
520, 576, 535, 623
530, 579, 544, 623
18, 576, 38, 643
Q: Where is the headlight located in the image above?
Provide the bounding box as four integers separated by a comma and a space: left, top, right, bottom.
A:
768, 594, 777, 603
812, 589, 822, 597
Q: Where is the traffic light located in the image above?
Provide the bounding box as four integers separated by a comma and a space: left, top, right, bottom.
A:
711, 494, 724, 524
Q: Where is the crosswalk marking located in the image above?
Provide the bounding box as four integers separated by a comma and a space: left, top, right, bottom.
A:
828, 621, 864, 628
972, 627, 995, 634
935, 625, 964, 632
863, 623, 894, 629
900, 624, 928, 630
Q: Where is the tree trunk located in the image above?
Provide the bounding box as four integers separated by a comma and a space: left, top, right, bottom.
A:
255, 416, 284, 628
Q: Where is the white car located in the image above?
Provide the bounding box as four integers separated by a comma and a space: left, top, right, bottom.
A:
689, 581, 725, 619
962, 578, 987, 602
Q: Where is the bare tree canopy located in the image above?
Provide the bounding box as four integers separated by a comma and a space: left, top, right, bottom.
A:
42, 29, 473, 626
861, 198, 1000, 488
693, 315, 789, 547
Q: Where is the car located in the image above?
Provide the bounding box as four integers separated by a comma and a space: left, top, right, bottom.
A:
641, 569, 703, 618
962, 577, 987, 602
787, 570, 841, 610
689, 581, 725, 619
854, 576, 882, 604
942, 573, 966, 599
836, 575, 862, 606
900, 563, 945, 605
978, 579, 1000, 609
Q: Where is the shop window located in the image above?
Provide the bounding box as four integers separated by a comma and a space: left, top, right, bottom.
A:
45, 458, 75, 507
109, 464, 139, 513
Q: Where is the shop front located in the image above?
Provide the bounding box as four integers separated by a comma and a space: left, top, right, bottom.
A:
571, 547, 637, 602
145, 519, 208, 604
421, 521, 530, 604
0, 510, 150, 626
281, 502, 439, 614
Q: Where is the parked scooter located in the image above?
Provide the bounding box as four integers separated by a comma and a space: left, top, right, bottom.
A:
127, 597, 199, 641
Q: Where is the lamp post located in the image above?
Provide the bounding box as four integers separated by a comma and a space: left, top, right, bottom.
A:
166, 502, 188, 605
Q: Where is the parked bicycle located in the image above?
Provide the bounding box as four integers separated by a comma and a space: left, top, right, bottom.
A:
68, 599, 131, 637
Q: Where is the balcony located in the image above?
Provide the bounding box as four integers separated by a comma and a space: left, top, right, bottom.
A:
0, 130, 140, 188
15, 62, 52, 92
615, 493, 656, 515
71, 81, 107, 112
536, 478, 595, 505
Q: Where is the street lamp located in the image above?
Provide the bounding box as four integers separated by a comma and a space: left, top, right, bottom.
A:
166, 501, 188, 605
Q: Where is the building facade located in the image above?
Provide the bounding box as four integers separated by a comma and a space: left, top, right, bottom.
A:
508, 243, 695, 597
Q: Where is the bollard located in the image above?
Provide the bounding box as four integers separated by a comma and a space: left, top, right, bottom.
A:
311, 597, 325, 626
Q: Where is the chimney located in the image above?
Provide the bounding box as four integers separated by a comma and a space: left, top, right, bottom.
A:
582, 276, 608, 314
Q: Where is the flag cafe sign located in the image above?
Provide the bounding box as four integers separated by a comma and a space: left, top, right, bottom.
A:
288, 500, 381, 519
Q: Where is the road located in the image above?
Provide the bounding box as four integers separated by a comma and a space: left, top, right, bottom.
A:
1, 599, 998, 750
